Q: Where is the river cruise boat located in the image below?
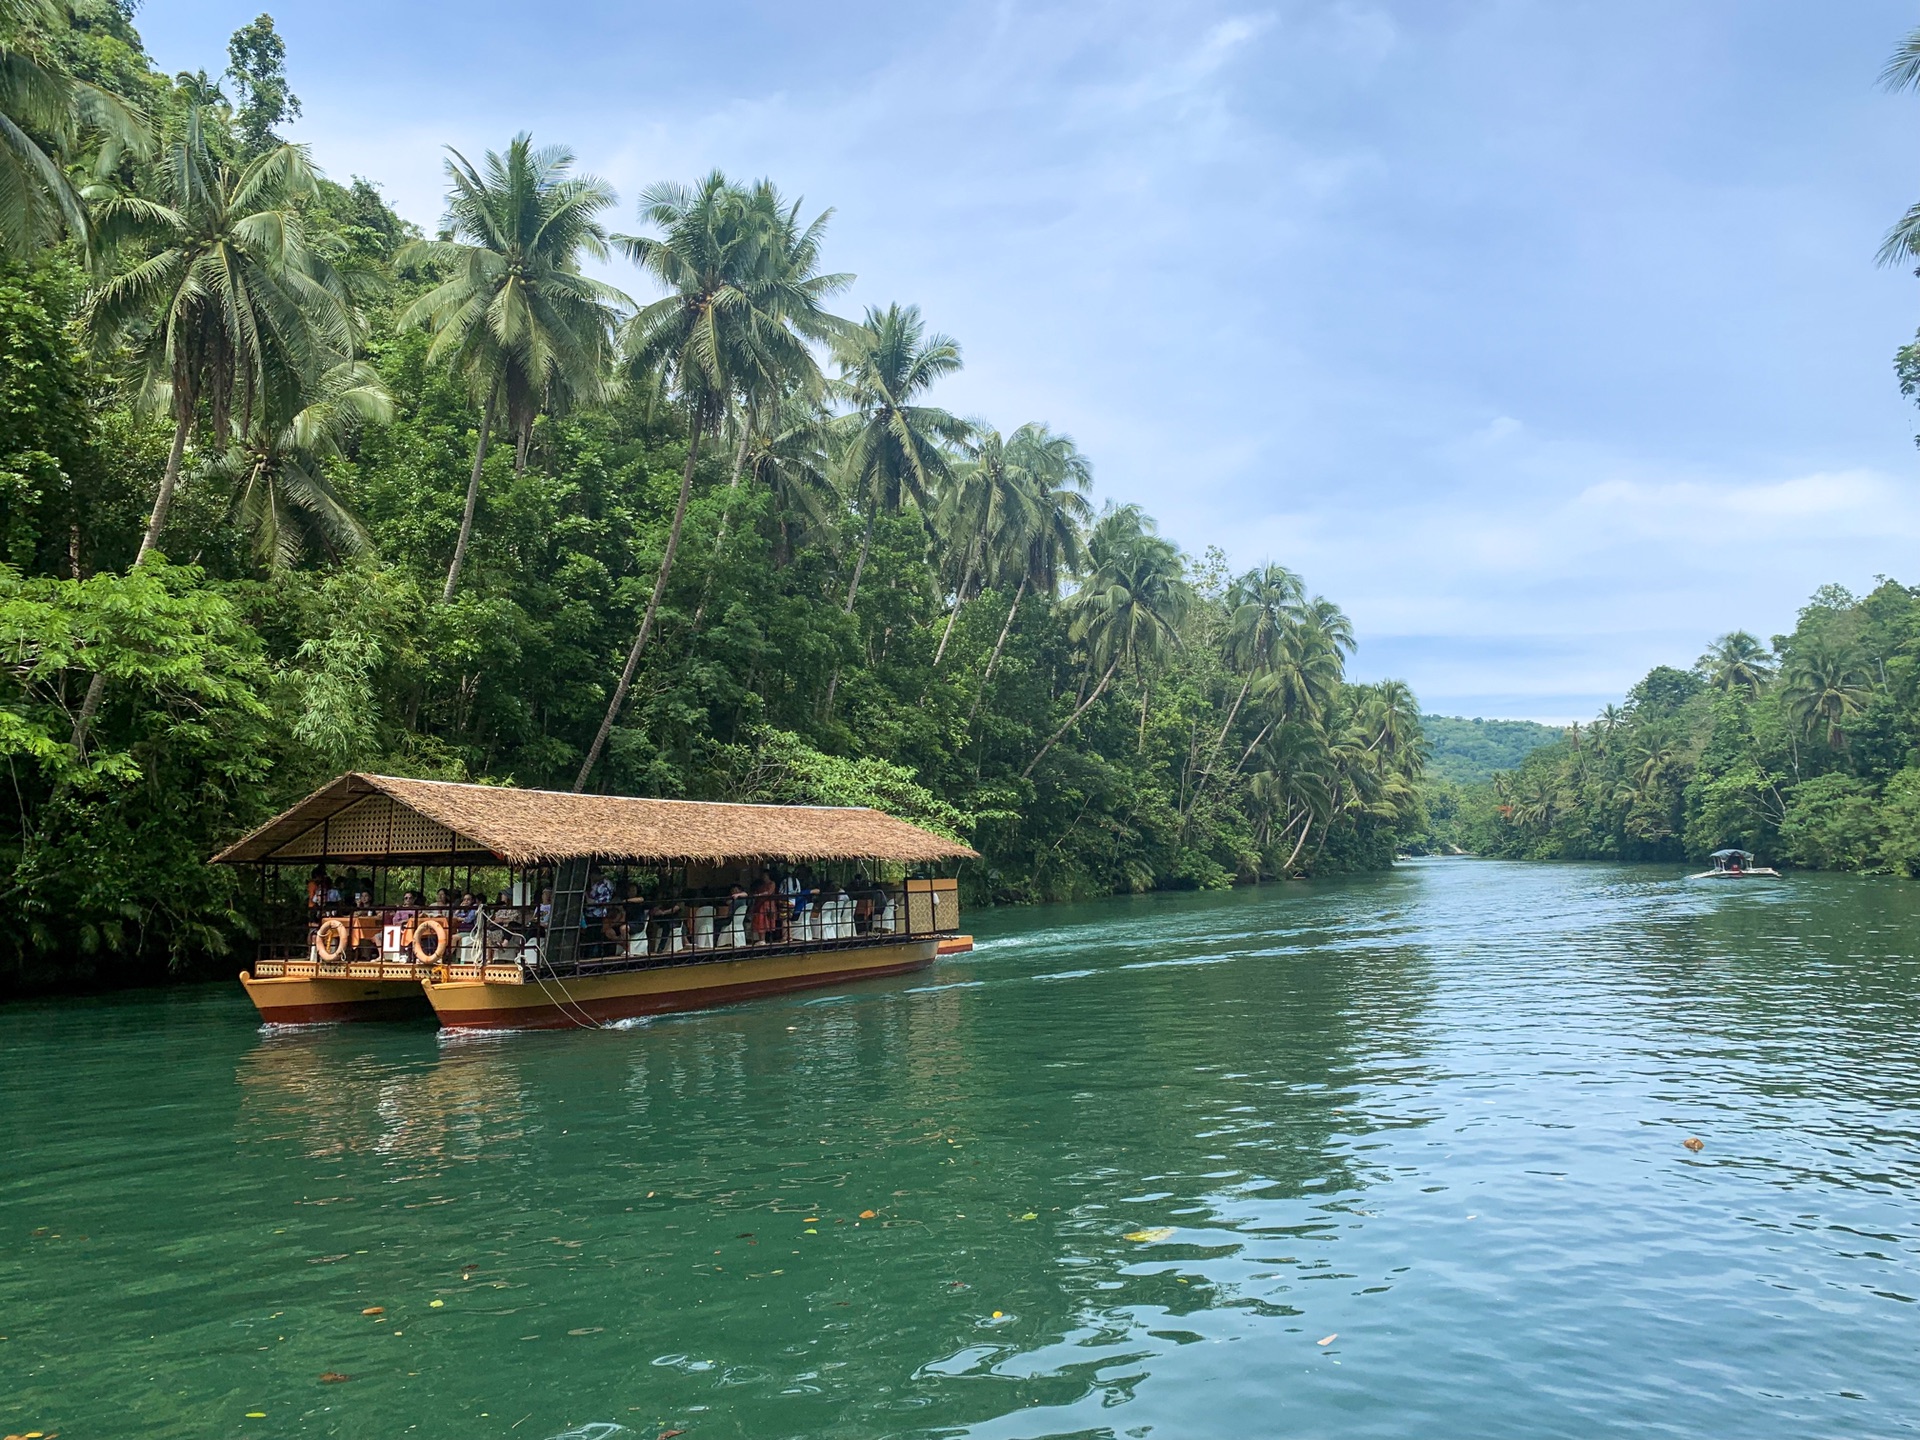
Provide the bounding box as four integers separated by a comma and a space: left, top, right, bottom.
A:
1690, 848, 1783, 879
215, 773, 976, 1029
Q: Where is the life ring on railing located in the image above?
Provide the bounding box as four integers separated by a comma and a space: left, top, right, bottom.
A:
411, 916, 451, 963
314, 918, 350, 962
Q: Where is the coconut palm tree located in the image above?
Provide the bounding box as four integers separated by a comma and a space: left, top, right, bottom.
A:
1699, 630, 1774, 698
1781, 642, 1874, 749
85, 109, 351, 565
966, 424, 1092, 712
398, 135, 625, 602
1362, 678, 1425, 770
72, 110, 351, 754
929, 424, 1011, 670
1182, 563, 1304, 818
1881, 23, 1920, 266
829, 302, 966, 613
208, 360, 390, 568
573, 174, 848, 789
0, 0, 147, 257
1218, 596, 1352, 790
1022, 505, 1188, 776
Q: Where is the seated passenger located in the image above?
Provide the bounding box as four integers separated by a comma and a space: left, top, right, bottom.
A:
748, 874, 780, 944
598, 904, 630, 952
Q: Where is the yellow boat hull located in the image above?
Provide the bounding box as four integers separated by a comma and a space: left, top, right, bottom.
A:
421, 937, 940, 1029
239, 971, 434, 1024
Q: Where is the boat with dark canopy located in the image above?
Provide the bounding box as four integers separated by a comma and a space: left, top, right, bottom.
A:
1690, 848, 1783, 879
216, 773, 977, 1028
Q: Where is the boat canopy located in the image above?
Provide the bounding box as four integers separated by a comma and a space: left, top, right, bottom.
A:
1709, 849, 1756, 859
212, 772, 979, 867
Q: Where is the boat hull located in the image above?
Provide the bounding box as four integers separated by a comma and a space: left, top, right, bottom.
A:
239, 972, 434, 1024
422, 937, 940, 1029
937, 934, 974, 956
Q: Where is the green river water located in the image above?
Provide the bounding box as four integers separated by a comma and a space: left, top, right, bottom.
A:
4, 858, 1919, 1439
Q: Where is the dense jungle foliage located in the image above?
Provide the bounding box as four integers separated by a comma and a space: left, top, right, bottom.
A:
1452, 583, 1920, 870
0, 3, 1431, 992
1418, 715, 1560, 787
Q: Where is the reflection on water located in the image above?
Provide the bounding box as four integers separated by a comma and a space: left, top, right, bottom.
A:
4, 860, 1920, 1439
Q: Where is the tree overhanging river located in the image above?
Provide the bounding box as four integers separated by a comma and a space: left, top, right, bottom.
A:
4, 859, 1918, 1439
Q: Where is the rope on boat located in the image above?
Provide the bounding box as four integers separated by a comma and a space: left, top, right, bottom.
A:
527, 964, 606, 1030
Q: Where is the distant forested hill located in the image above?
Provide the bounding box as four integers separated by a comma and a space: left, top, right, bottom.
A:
1421, 715, 1564, 785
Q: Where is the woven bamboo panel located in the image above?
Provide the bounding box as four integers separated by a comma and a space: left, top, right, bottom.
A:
267, 794, 486, 861
907, 891, 934, 934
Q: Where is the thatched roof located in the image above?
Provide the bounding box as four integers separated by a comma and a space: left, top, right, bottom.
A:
212, 772, 978, 867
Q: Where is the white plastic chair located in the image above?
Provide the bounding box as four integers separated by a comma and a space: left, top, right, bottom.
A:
690, 906, 715, 950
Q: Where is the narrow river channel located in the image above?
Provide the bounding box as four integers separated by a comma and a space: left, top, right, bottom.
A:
4, 858, 1919, 1439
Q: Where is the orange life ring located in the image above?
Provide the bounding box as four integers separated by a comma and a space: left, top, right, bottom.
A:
314, 918, 350, 961
411, 915, 451, 963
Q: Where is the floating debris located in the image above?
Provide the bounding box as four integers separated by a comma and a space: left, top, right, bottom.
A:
1124, 1228, 1176, 1243
1317, 1334, 1337, 1346
361, 1306, 384, 1316
319, 1372, 352, 1384
1683, 1137, 1705, 1153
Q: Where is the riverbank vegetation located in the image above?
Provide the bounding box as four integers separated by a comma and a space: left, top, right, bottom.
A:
1447, 581, 1920, 872
0, 5, 1429, 992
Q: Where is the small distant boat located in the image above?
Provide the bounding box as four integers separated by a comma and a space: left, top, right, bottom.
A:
1689, 848, 1782, 880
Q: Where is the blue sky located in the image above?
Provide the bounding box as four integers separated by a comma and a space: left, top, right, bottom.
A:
141, 0, 1920, 721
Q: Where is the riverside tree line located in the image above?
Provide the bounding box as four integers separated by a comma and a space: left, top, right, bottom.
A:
0, 3, 1430, 990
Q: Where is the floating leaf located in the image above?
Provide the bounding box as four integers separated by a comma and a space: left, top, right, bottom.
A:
803, 1217, 819, 1223
1018, 1213, 1038, 1221
567, 1326, 604, 1336
1683, 1136, 1705, 1153
1317, 1334, 1337, 1346
804, 1228, 818, 1235
361, 1306, 384, 1316
859, 1210, 876, 1220
429, 1300, 444, 1308
319, 1372, 352, 1384
245, 1415, 266, 1420
661, 1430, 686, 1439
1124, 1227, 1175, 1243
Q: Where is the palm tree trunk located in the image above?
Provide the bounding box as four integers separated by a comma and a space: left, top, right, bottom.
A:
1284, 816, 1314, 872
1022, 656, 1120, 779
821, 505, 880, 720
132, 409, 191, 568
966, 576, 1026, 725
573, 413, 703, 791
844, 504, 878, 613
1137, 671, 1151, 752
690, 431, 753, 633
1225, 716, 1278, 788
931, 563, 976, 670
441, 392, 497, 604
73, 410, 192, 756
1179, 670, 1255, 828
